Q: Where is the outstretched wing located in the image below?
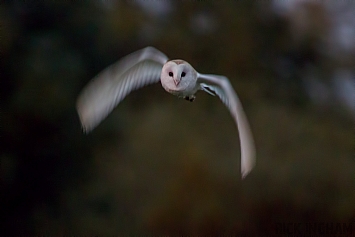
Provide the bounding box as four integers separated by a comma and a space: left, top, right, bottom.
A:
197, 74, 256, 178
76, 47, 168, 133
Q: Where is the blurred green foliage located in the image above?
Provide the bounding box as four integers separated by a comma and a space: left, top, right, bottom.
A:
1, 0, 354, 236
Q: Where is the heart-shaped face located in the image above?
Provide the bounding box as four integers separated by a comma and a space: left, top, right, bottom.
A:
160, 60, 198, 96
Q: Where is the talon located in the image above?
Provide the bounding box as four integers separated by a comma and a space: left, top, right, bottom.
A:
184, 96, 195, 102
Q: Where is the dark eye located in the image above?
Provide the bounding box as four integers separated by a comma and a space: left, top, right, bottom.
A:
181, 72, 186, 77
169, 72, 173, 77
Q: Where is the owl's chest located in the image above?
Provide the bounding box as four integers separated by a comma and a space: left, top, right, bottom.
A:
160, 78, 198, 97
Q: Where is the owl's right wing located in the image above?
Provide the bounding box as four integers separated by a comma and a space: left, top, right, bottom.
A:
76, 47, 168, 133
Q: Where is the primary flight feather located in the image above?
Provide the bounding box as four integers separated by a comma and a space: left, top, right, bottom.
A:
76, 46, 256, 178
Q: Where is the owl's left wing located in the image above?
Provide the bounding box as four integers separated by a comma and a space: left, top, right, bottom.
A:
77, 47, 168, 133
197, 73, 256, 179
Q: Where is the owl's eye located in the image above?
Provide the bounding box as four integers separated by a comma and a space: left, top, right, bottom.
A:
168, 72, 173, 77
181, 72, 186, 77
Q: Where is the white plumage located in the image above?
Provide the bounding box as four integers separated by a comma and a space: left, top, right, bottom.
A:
76, 47, 256, 178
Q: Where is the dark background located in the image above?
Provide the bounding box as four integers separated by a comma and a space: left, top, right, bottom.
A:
1, 1, 354, 235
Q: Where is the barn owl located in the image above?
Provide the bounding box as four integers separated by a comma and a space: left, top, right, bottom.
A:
76, 47, 255, 178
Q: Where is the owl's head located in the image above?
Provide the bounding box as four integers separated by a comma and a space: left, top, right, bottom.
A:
160, 60, 197, 92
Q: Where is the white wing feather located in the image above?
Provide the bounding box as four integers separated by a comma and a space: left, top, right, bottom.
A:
198, 74, 256, 178
76, 47, 168, 133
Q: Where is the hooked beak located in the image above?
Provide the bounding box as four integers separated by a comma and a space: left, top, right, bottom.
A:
173, 77, 181, 86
